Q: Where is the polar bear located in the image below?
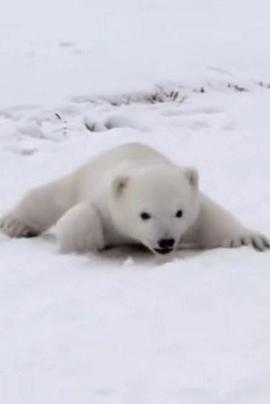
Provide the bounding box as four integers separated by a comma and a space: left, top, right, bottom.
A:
0, 143, 269, 254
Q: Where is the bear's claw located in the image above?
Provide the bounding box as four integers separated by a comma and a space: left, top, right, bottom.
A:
0, 215, 38, 238
222, 232, 270, 252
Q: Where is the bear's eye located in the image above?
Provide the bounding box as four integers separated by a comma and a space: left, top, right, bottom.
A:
175, 210, 183, 218
140, 212, 151, 220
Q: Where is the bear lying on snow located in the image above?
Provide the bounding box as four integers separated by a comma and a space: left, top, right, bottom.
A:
1, 143, 269, 255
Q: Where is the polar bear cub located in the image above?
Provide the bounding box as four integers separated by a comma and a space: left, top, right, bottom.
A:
1, 143, 269, 254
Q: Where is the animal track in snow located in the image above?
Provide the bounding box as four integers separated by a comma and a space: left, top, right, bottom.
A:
84, 113, 148, 133
162, 107, 222, 117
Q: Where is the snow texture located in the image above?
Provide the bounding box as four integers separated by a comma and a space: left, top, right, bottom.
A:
1, 1, 270, 403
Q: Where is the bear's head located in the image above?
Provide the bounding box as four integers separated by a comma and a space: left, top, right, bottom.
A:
109, 165, 200, 255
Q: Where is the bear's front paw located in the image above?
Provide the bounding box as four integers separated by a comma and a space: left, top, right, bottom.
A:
222, 231, 270, 252
55, 202, 105, 253
0, 214, 38, 238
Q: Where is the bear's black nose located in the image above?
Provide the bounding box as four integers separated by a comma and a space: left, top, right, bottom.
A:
158, 238, 175, 249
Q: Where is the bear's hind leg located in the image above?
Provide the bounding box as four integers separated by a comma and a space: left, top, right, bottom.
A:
195, 195, 270, 252
1, 178, 75, 238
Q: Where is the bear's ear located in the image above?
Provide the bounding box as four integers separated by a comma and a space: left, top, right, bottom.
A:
112, 175, 129, 196
184, 167, 199, 188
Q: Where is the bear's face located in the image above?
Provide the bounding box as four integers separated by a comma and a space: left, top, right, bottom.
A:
110, 166, 200, 254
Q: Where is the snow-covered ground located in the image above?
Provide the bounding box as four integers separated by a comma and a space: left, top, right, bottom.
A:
1, 1, 270, 403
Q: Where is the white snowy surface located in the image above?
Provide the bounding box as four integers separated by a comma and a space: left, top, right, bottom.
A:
1, 1, 270, 403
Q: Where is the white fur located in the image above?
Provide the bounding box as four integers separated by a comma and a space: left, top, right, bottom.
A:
1, 143, 269, 254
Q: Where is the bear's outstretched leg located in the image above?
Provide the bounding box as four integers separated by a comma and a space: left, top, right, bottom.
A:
193, 195, 270, 252
55, 202, 104, 253
0, 177, 76, 238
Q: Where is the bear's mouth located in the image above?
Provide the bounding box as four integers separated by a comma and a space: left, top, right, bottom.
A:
154, 248, 173, 255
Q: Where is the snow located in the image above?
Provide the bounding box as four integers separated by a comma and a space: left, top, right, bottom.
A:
1, 1, 270, 403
